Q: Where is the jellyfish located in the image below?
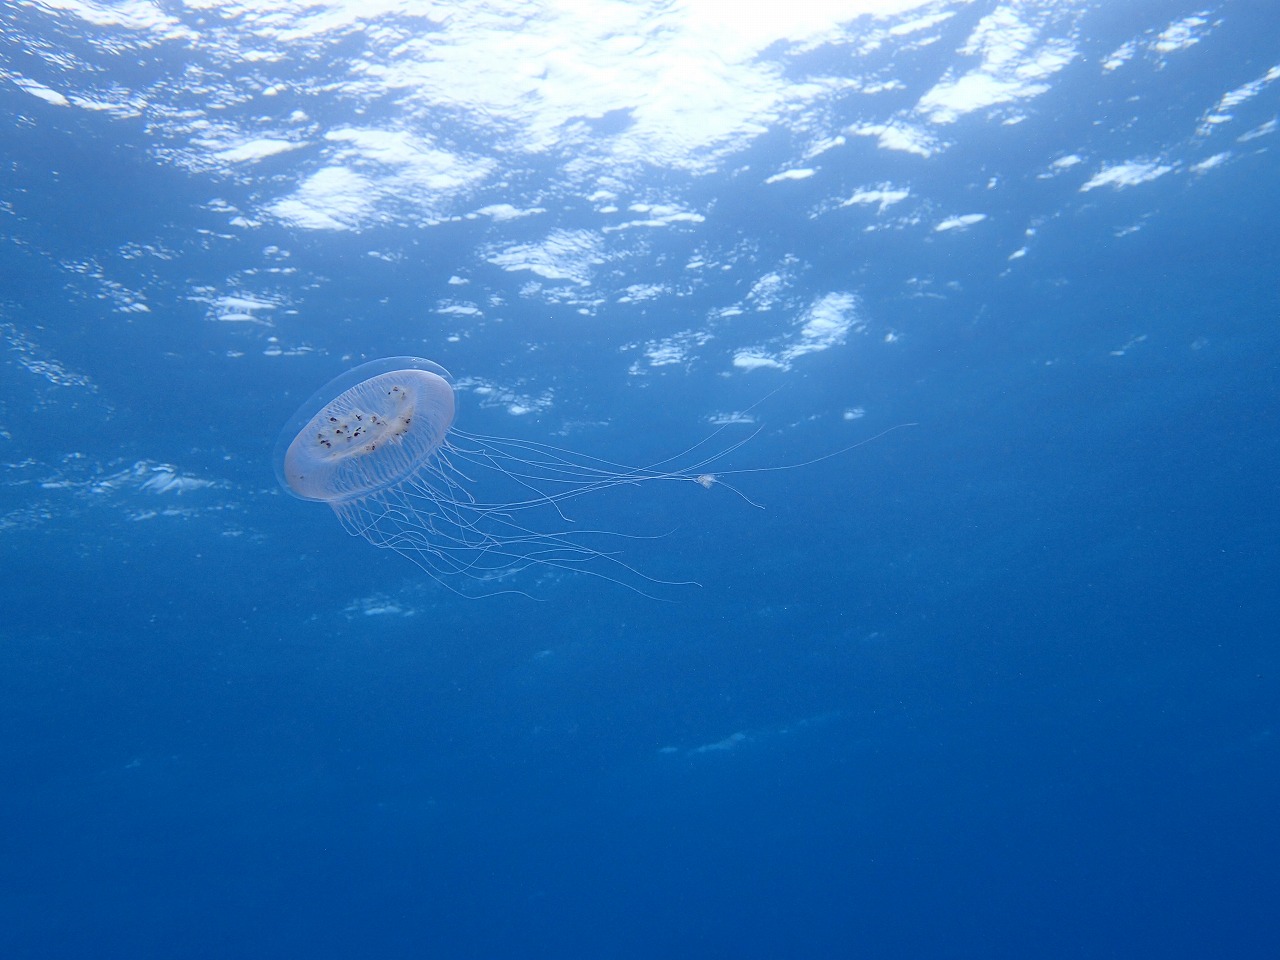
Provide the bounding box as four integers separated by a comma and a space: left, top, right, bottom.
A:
275, 356, 908, 597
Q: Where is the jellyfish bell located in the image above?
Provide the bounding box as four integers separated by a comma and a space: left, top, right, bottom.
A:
274, 356, 454, 505
275, 356, 914, 598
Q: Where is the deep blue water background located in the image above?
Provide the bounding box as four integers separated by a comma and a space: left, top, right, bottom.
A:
3, 2, 1280, 958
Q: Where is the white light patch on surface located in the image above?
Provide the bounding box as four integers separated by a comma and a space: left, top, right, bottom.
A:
1, 323, 97, 390
11, 76, 70, 106
839, 184, 910, 212
486, 229, 605, 285
217, 295, 277, 313
1211, 64, 1280, 114
690, 731, 748, 754
215, 138, 306, 164
436, 302, 482, 316
786, 292, 860, 360
765, 168, 817, 184
1190, 152, 1230, 174
733, 352, 788, 371
204, 294, 279, 325
848, 121, 941, 157
265, 127, 493, 230
634, 329, 713, 369
1103, 13, 1217, 74
1194, 65, 1280, 136
345, 594, 416, 618
474, 203, 546, 221
1152, 15, 1211, 54
732, 291, 863, 372
707, 410, 757, 426
269, 166, 376, 230
916, 6, 1077, 124
1238, 119, 1278, 143
1101, 40, 1136, 72
603, 204, 706, 232
889, 10, 957, 36
1079, 160, 1174, 192
934, 213, 987, 231
22, 0, 195, 38
27, 459, 226, 526
139, 466, 218, 495
744, 270, 796, 312
616, 284, 669, 304
455, 377, 554, 417
644, 343, 686, 366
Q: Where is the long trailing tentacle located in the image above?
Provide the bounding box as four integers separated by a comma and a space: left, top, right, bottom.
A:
335, 402, 914, 598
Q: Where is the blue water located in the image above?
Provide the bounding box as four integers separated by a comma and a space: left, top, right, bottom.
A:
2, 2, 1278, 957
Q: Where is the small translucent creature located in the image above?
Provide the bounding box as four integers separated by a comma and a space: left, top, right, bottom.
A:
274, 356, 907, 597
